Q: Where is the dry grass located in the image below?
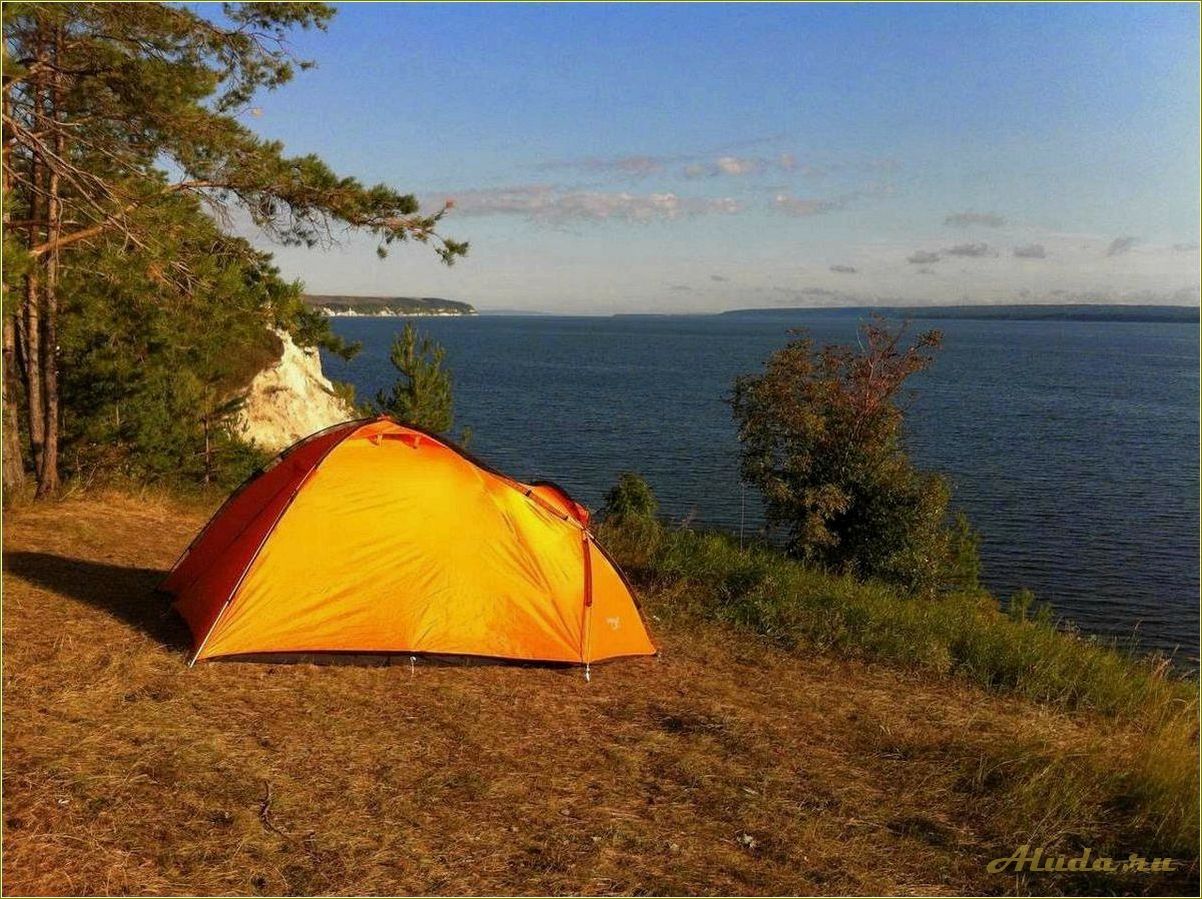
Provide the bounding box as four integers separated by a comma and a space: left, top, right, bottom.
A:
2, 495, 1198, 896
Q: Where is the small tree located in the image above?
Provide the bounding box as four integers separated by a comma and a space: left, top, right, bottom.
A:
597, 472, 662, 573
731, 316, 978, 593
600, 471, 659, 523
375, 323, 455, 434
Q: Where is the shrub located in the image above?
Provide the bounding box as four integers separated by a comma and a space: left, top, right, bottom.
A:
600, 471, 659, 522
596, 472, 663, 573
597, 474, 1192, 719
731, 316, 981, 594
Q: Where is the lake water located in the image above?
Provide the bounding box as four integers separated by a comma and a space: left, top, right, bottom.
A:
322, 313, 1200, 661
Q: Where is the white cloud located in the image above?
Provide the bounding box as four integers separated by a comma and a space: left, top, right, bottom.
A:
772, 193, 845, 216
907, 250, 941, 264
445, 185, 741, 223
944, 242, 993, 258
538, 154, 673, 177
685, 153, 805, 178
716, 155, 759, 176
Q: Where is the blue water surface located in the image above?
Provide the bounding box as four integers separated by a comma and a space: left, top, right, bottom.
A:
323, 313, 1200, 660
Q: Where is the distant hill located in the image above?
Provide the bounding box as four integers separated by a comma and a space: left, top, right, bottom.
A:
721, 304, 1200, 323
303, 295, 477, 317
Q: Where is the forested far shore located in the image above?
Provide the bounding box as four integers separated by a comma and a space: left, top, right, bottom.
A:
304, 295, 477, 316
721, 303, 1201, 323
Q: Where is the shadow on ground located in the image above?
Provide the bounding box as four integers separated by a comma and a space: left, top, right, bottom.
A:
3, 551, 190, 652
1, 551, 578, 671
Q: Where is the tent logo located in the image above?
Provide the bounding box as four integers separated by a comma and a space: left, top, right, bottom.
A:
606, 616, 621, 630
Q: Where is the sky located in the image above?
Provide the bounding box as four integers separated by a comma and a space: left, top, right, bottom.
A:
230, 2, 1200, 313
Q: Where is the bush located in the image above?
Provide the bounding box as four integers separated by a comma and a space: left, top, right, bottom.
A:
731, 316, 981, 594
600, 471, 659, 522
596, 472, 663, 574
597, 474, 1191, 719
54, 196, 316, 491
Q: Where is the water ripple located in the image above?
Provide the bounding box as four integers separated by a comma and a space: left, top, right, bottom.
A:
324, 314, 1200, 659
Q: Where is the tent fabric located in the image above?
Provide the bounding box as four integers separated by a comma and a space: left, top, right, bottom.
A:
161, 417, 655, 665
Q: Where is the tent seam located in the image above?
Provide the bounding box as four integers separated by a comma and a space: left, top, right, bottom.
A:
161, 417, 374, 594
189, 420, 366, 664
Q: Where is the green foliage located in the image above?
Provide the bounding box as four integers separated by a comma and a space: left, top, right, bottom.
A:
6, 3, 467, 266
272, 289, 361, 362
3, 2, 469, 495
943, 511, 981, 591
731, 316, 979, 594
374, 323, 455, 434
56, 197, 283, 488
600, 472, 659, 522
599, 474, 1192, 720
596, 473, 663, 573
0, 235, 30, 317
1006, 587, 1054, 627
330, 379, 373, 418
305, 295, 475, 316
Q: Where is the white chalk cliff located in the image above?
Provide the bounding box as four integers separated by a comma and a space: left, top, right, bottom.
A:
234, 330, 356, 452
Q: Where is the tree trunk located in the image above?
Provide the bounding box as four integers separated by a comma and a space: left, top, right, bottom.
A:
36, 28, 63, 496
3, 314, 26, 494
20, 264, 44, 479
39, 264, 61, 496
202, 415, 211, 485
1, 80, 25, 495
19, 37, 46, 485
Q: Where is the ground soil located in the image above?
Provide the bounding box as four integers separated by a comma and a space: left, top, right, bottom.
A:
2, 495, 1193, 895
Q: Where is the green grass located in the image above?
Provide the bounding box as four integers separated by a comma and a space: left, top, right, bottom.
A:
598, 514, 1199, 857
602, 518, 1192, 716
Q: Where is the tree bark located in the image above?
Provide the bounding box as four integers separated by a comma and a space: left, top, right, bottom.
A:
36, 26, 63, 496
3, 314, 26, 494
2, 79, 25, 495
18, 37, 46, 485
20, 263, 44, 479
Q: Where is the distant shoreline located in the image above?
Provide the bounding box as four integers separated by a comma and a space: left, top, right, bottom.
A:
316, 309, 476, 318
717, 303, 1200, 324
317, 300, 1200, 324
303, 294, 477, 317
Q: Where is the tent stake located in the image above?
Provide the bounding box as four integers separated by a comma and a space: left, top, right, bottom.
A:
584, 662, 591, 683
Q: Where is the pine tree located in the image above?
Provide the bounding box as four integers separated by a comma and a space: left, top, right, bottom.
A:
375, 323, 455, 435
2, 2, 467, 496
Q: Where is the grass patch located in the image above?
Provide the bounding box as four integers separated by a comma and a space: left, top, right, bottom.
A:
3, 493, 1197, 893
599, 514, 1199, 859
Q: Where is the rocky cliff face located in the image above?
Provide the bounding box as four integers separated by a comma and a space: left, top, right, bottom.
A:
233, 330, 356, 452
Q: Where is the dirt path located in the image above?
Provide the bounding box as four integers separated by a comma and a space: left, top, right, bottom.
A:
0, 495, 1180, 895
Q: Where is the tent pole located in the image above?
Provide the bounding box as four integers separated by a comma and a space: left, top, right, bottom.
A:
581, 531, 595, 682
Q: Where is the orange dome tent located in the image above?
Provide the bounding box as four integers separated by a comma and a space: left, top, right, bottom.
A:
161, 417, 655, 668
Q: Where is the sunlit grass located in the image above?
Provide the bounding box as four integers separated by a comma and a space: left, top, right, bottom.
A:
599, 514, 1200, 857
